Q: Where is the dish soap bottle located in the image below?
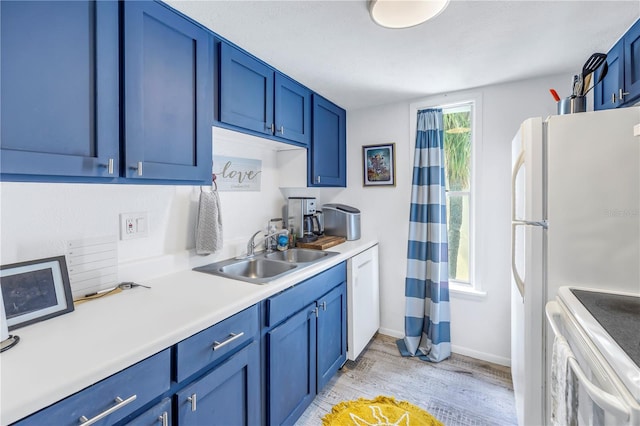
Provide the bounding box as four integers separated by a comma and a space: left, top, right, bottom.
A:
277, 231, 289, 251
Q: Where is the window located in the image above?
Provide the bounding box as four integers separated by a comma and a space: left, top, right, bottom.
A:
443, 104, 473, 285
411, 94, 483, 296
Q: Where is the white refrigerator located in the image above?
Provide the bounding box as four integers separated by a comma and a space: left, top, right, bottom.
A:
510, 107, 640, 426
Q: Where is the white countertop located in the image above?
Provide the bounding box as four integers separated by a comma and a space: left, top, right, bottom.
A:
0, 239, 377, 425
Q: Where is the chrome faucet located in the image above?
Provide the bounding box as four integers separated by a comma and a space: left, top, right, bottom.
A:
246, 228, 289, 257
246, 230, 263, 257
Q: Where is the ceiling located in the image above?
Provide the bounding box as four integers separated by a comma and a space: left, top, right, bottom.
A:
166, 0, 639, 111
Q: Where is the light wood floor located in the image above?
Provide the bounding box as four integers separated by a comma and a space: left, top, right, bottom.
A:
296, 334, 517, 425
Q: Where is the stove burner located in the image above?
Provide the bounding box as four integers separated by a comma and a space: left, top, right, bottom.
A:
595, 298, 640, 315
571, 289, 640, 368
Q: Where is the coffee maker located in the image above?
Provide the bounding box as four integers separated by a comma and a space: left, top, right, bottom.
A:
286, 197, 323, 243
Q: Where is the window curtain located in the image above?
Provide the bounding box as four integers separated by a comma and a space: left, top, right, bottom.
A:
397, 108, 451, 362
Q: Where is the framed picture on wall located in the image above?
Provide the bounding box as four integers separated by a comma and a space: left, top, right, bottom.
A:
1, 256, 74, 330
363, 143, 396, 187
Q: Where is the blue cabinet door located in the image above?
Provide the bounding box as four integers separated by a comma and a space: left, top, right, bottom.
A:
316, 282, 347, 392
623, 19, 640, 105
220, 43, 274, 136
0, 0, 119, 180
177, 341, 261, 426
594, 40, 624, 110
275, 73, 311, 146
124, 1, 213, 183
267, 305, 317, 426
309, 94, 346, 187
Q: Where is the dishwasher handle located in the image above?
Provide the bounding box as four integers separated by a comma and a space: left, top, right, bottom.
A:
545, 302, 631, 422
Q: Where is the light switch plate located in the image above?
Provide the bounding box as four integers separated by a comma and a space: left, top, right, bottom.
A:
120, 212, 149, 240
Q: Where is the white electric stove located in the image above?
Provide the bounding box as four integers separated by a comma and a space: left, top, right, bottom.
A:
546, 287, 640, 425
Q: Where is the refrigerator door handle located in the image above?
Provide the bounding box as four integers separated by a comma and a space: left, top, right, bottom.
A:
511, 220, 547, 299
511, 150, 525, 222
511, 223, 525, 298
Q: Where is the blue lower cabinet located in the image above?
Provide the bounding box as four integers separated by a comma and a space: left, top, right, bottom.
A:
176, 341, 261, 426
267, 305, 317, 426
125, 398, 172, 426
13, 350, 171, 426
265, 263, 347, 426
317, 282, 347, 392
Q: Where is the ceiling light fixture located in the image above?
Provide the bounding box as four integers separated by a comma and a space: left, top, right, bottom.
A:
368, 0, 450, 29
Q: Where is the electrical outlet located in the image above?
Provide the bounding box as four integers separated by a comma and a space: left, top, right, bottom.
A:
120, 212, 149, 240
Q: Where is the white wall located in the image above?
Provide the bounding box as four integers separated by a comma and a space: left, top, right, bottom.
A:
321, 73, 570, 365
0, 128, 301, 281
0, 72, 573, 365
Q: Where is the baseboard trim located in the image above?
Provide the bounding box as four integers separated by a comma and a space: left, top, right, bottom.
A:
376, 329, 511, 367
451, 345, 511, 367
377, 327, 403, 339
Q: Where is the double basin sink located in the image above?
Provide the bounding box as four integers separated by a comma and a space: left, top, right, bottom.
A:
193, 248, 339, 284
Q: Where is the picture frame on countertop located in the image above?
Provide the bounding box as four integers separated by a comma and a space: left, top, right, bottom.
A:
1, 256, 74, 330
363, 143, 396, 187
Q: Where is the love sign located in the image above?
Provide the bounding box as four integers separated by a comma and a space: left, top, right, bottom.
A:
213, 155, 262, 192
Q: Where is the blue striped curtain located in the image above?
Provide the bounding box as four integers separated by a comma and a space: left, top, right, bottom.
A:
397, 108, 451, 362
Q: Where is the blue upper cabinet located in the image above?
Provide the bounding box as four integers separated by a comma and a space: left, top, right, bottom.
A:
622, 19, 640, 105
219, 43, 311, 147
309, 94, 346, 187
594, 40, 624, 110
220, 43, 274, 136
275, 73, 312, 146
124, 1, 213, 183
595, 19, 640, 110
0, 0, 119, 180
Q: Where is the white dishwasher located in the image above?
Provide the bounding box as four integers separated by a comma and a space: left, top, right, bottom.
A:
347, 244, 380, 361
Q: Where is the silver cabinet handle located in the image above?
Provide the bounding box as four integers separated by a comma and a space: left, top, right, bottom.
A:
212, 332, 244, 351
320, 301, 327, 311
316, 176, 321, 183
130, 162, 143, 176
78, 395, 137, 425
619, 88, 630, 101
277, 125, 284, 135
266, 123, 274, 134
99, 158, 115, 175
612, 93, 617, 104
158, 412, 169, 426
187, 394, 197, 412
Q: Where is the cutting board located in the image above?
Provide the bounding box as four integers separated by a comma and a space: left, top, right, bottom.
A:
296, 235, 346, 250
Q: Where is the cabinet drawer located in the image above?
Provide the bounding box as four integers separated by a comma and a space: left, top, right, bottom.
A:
266, 262, 346, 328
175, 305, 258, 382
15, 349, 170, 426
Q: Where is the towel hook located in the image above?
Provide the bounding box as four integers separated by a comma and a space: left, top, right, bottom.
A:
200, 173, 218, 193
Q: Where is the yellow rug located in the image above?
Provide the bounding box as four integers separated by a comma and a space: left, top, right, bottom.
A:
322, 396, 444, 426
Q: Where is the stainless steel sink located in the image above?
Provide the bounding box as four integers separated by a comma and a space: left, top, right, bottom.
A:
264, 248, 333, 263
220, 258, 296, 279
193, 249, 339, 284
